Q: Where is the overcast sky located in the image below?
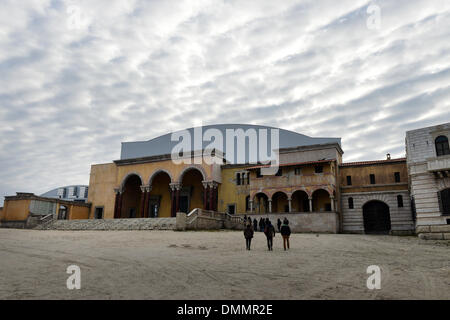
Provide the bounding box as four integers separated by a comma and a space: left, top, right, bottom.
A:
1, 0, 450, 205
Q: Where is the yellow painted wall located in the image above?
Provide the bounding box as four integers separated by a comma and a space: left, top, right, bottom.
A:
88, 163, 118, 219
218, 167, 249, 214
68, 205, 90, 220
149, 172, 171, 217
3, 199, 31, 221
340, 162, 408, 193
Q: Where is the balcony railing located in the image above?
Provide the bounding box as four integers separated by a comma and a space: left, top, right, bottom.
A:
427, 155, 450, 172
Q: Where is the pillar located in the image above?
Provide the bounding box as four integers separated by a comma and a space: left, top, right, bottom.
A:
203, 183, 209, 210
209, 183, 214, 212
309, 197, 313, 213
144, 186, 151, 218
249, 199, 253, 213
288, 198, 292, 213
170, 183, 181, 217
268, 199, 272, 213
139, 186, 147, 218
113, 189, 120, 219
330, 196, 335, 212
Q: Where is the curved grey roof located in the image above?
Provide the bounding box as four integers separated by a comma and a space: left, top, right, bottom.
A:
121, 124, 341, 164
40, 185, 89, 202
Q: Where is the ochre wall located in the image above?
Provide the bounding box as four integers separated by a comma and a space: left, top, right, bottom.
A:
88, 163, 118, 219
68, 205, 90, 220
149, 172, 171, 217
3, 199, 31, 221
340, 162, 408, 193
218, 167, 249, 214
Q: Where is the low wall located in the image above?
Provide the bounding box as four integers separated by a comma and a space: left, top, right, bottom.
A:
417, 225, 450, 240
176, 210, 227, 231
0, 220, 27, 229
242, 212, 339, 233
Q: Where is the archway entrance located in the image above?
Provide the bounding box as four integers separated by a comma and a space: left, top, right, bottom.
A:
180, 169, 204, 213
121, 174, 142, 218
149, 171, 172, 218
272, 192, 289, 213
253, 193, 269, 214
58, 205, 68, 220
363, 201, 391, 234
312, 189, 331, 212
291, 190, 309, 212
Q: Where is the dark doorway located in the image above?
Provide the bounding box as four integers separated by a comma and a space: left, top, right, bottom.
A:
94, 207, 104, 219
179, 195, 189, 213
363, 201, 391, 234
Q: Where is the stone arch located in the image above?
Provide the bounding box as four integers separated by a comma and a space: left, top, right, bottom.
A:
312, 188, 331, 212
148, 169, 173, 186
178, 165, 207, 183
360, 193, 391, 207
291, 189, 310, 212
251, 191, 270, 201
363, 200, 391, 234
120, 172, 144, 192
271, 191, 289, 213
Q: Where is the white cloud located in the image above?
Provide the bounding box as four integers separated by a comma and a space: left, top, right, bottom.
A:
1, 0, 450, 205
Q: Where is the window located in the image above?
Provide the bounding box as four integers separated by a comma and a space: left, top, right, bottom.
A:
256, 168, 262, 178
247, 173, 250, 185
236, 173, 241, 185
346, 176, 352, 185
370, 174, 376, 184
315, 166, 323, 174
397, 195, 403, 208
348, 197, 354, 209
394, 172, 400, 183
275, 168, 282, 176
295, 168, 301, 175
435, 135, 450, 156
437, 188, 450, 215
227, 204, 236, 215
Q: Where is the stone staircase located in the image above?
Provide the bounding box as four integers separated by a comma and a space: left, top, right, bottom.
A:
35, 218, 176, 231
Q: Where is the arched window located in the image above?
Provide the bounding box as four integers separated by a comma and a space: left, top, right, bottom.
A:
397, 195, 403, 208
348, 197, 354, 209
236, 173, 241, 185
435, 136, 450, 156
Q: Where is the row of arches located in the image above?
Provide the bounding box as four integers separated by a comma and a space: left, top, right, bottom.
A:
119, 165, 208, 193
249, 189, 334, 213
115, 168, 215, 219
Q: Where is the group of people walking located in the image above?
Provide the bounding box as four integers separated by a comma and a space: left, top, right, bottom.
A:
243, 216, 291, 251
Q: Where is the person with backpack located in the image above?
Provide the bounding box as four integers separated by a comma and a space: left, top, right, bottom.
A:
243, 223, 254, 250
277, 218, 282, 232
264, 220, 276, 251
280, 220, 292, 251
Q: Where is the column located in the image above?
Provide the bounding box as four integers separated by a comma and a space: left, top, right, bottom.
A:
113, 189, 120, 219
213, 183, 218, 212
209, 183, 214, 212
249, 200, 253, 213
139, 186, 147, 218
170, 183, 181, 217
144, 186, 151, 218
170, 186, 176, 217
309, 197, 313, 213
330, 196, 335, 212
288, 198, 292, 213
268, 199, 272, 213
202, 182, 209, 210
117, 191, 123, 219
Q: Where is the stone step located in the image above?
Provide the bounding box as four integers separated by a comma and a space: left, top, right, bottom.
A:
35, 218, 176, 231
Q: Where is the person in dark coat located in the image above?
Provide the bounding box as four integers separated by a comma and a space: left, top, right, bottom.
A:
264, 220, 276, 251
259, 217, 265, 232
277, 218, 282, 232
253, 218, 258, 231
280, 220, 292, 251
243, 223, 254, 250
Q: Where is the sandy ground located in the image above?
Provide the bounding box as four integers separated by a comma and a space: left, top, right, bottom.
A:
0, 229, 448, 300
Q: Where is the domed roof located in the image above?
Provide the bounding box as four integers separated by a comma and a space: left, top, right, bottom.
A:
120, 124, 341, 164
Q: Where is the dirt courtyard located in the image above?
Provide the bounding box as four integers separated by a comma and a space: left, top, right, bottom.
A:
0, 229, 448, 300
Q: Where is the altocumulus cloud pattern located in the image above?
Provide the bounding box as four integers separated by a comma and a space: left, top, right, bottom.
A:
0, 0, 450, 205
